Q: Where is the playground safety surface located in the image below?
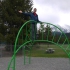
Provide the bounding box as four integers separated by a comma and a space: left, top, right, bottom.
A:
0, 56, 70, 70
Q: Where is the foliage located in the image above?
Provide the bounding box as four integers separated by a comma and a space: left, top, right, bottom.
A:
0, 0, 33, 51
0, 33, 5, 42
1, 0, 33, 45
38, 23, 52, 41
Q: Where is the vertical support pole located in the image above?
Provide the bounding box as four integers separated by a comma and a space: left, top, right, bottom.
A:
22, 29, 25, 65
26, 24, 27, 41
47, 24, 50, 40
42, 24, 43, 40
23, 46, 26, 65
13, 47, 16, 70
13, 54, 16, 70
57, 33, 62, 44
52, 32, 55, 42
28, 44, 31, 64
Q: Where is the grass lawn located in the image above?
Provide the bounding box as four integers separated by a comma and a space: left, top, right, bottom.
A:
26, 44, 69, 58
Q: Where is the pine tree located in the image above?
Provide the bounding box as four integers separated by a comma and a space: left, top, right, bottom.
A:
0, 0, 8, 43
1, 0, 33, 45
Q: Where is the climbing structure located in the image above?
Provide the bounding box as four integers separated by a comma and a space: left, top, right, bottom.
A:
7, 20, 70, 70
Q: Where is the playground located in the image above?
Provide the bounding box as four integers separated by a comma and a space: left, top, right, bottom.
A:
0, 20, 70, 70
1, 0, 70, 70
0, 56, 70, 70
5, 20, 70, 70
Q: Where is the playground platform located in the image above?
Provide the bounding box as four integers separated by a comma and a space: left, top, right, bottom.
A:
0, 56, 70, 70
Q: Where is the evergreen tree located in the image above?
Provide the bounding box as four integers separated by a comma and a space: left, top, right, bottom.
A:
38, 23, 52, 41
1, 0, 33, 45
44, 24, 52, 43
0, 0, 8, 43
0, 0, 2, 23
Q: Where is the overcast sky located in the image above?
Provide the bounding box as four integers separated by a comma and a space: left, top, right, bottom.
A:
33, 0, 70, 28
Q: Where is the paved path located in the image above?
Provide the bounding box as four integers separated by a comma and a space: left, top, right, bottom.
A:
0, 56, 70, 70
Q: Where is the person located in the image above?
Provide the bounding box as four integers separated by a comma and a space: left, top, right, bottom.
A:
18, 8, 40, 40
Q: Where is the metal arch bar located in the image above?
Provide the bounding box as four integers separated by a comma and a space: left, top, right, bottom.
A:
7, 20, 70, 70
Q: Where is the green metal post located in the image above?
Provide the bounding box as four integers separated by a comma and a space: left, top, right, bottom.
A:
23, 46, 26, 65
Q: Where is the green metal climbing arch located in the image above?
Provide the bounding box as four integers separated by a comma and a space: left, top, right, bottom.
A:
7, 20, 70, 70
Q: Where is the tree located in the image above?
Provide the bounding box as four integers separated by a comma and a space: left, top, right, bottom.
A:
45, 24, 52, 41
1, 0, 33, 51
0, 0, 2, 23
0, 33, 5, 43
38, 23, 45, 40
0, 1, 8, 42
38, 23, 52, 42
1, 0, 33, 44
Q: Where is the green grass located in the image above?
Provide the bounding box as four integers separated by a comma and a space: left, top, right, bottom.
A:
26, 44, 70, 58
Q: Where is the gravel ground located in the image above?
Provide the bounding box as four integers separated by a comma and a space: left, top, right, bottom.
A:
0, 56, 70, 70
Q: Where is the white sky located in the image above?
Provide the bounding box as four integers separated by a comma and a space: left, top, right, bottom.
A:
33, 0, 70, 29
